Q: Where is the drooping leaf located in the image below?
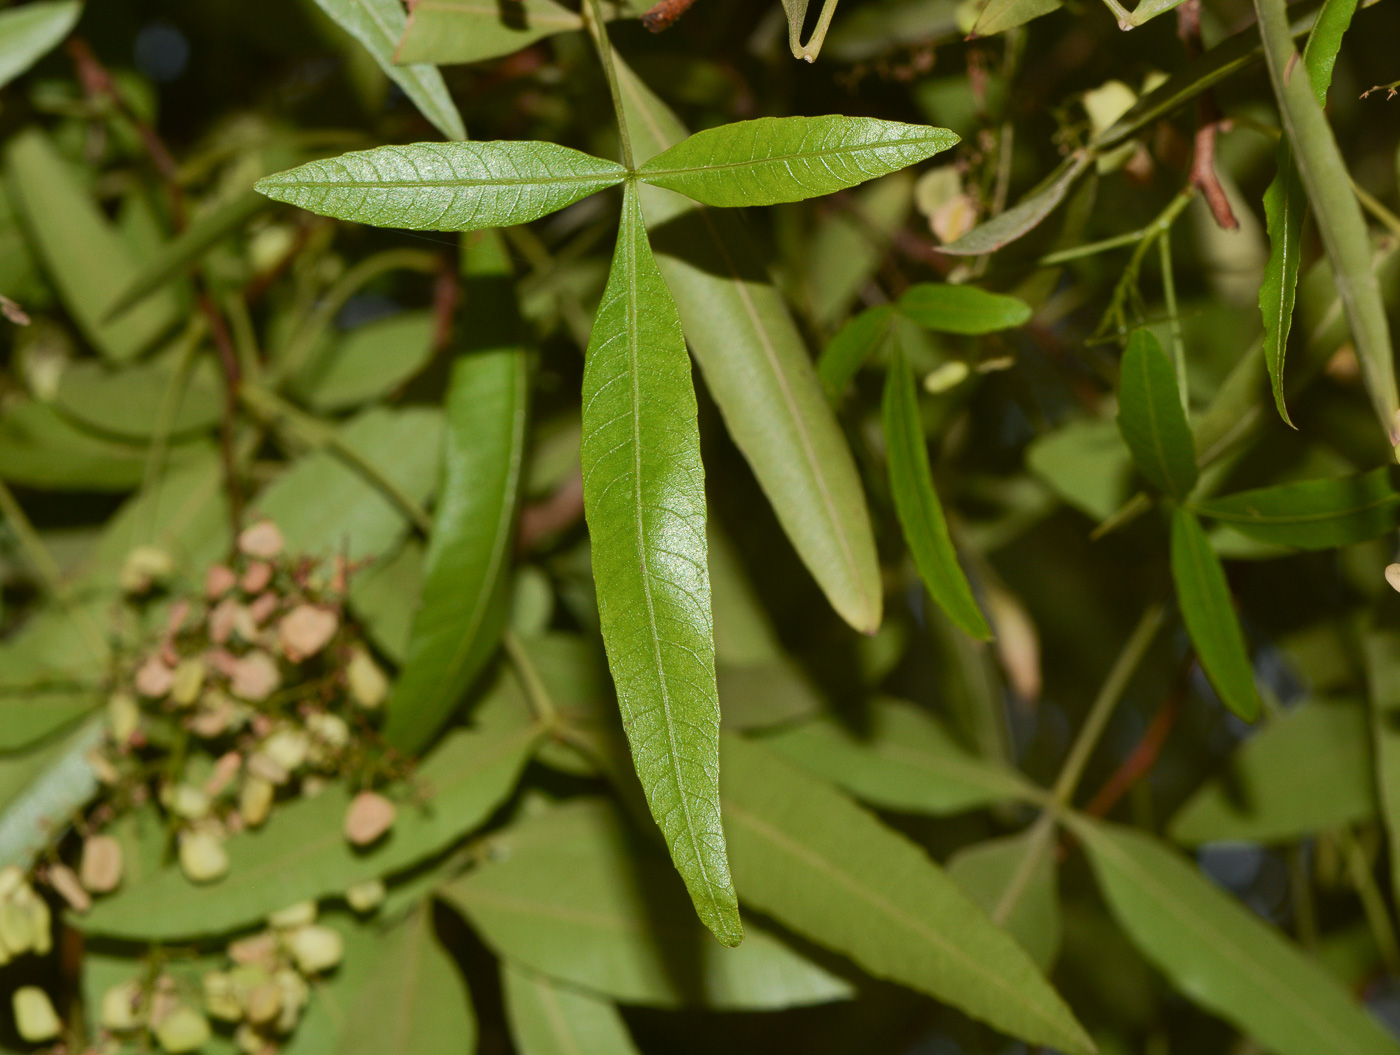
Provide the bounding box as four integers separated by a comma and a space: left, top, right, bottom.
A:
502, 961, 641, 1055
1116, 329, 1197, 499
440, 799, 853, 1009
385, 345, 529, 753
1070, 815, 1399, 1055
1170, 508, 1260, 722
883, 344, 990, 639
579, 182, 741, 949
336, 906, 477, 1055
620, 57, 884, 636
1169, 699, 1374, 844
636, 116, 958, 208
761, 698, 1036, 815
80, 687, 540, 940
0, 1, 80, 90
818, 304, 894, 400
972, 0, 1063, 36
255, 142, 624, 232
1192, 468, 1400, 550
937, 153, 1091, 256
307, 0, 465, 141
720, 733, 1094, 1055
947, 830, 1061, 971
896, 282, 1032, 335
5, 128, 182, 361
1255, 0, 1399, 440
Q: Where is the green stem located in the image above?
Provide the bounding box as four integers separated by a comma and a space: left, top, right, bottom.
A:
581, 0, 634, 171
238, 384, 434, 535
140, 316, 206, 542
1339, 827, 1400, 974
789, 0, 843, 62
1157, 228, 1188, 414
503, 631, 557, 727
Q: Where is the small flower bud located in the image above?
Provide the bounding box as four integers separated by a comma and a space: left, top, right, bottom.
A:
238, 521, 284, 560
228, 934, 277, 969
1387, 563, 1400, 594
306, 712, 349, 751
279, 605, 339, 662
135, 656, 176, 698
230, 651, 281, 702
240, 561, 273, 594
261, 729, 309, 772
108, 691, 141, 744
0, 865, 24, 899
166, 783, 212, 820
345, 878, 385, 914
273, 969, 308, 1033
244, 981, 281, 1025
154, 1004, 212, 1053
240, 776, 276, 827
202, 971, 243, 1022
346, 648, 388, 709
234, 1022, 267, 1055
344, 792, 395, 846
268, 900, 316, 930
206, 563, 238, 599
13, 986, 60, 1042
47, 862, 91, 912
120, 545, 174, 595
170, 658, 207, 707
81, 834, 124, 894
101, 980, 144, 1031
179, 831, 229, 883
289, 924, 344, 974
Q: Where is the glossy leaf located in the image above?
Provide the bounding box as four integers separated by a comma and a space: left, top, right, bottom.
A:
502, 962, 641, 1055
621, 57, 884, 635
5, 129, 181, 361
1071, 816, 1399, 1055
883, 345, 990, 639
1256, 0, 1399, 439
819, 305, 894, 399
1169, 699, 1374, 844
1116, 329, 1197, 499
720, 734, 1094, 1055
0, 1, 80, 90
947, 830, 1061, 971
1170, 508, 1260, 722
80, 688, 540, 940
337, 907, 477, 1055
441, 799, 853, 1009
897, 283, 1032, 335
937, 153, 1091, 256
386, 346, 529, 754
1192, 468, 1400, 549
307, 0, 465, 141
579, 182, 741, 948
761, 697, 1036, 815
255, 142, 624, 232
636, 116, 958, 208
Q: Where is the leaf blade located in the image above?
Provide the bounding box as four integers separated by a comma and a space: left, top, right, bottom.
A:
0, 1, 81, 90
897, 283, 1032, 335
502, 962, 641, 1055
1116, 329, 1198, 499
1192, 468, 1400, 549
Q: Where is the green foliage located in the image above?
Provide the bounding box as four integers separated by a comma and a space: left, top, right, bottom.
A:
1116, 329, 1198, 500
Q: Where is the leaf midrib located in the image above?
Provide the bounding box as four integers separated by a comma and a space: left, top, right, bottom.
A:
267, 173, 622, 192
640, 132, 949, 182
1200, 491, 1398, 525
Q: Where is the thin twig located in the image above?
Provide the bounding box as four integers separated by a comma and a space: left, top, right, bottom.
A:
582, 0, 635, 170
1084, 660, 1187, 817
199, 292, 245, 535
642, 0, 701, 32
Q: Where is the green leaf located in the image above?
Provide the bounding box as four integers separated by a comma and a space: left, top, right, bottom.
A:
636, 116, 958, 208
937, 153, 1091, 256
720, 733, 1094, 1055
779, 0, 842, 61
307, 0, 465, 141
5, 128, 182, 361
803, 172, 913, 329
349, 540, 423, 664
279, 913, 385, 1055
1192, 468, 1400, 549
972, 0, 1063, 36
580, 182, 741, 948
1255, 0, 1399, 441
1116, 329, 1197, 499
440, 799, 854, 1009
255, 142, 624, 232
395, 0, 631, 66
1170, 508, 1260, 722
897, 283, 1031, 335
818, 304, 894, 400
1169, 699, 1374, 844
1070, 815, 1399, 1055
620, 58, 884, 635
80, 688, 540, 940
884, 345, 990, 639
1026, 418, 1134, 522
336, 906, 476, 1055
54, 357, 224, 440
385, 346, 529, 753
297, 311, 437, 412
1365, 620, 1400, 913
1259, 0, 1358, 427
0, 1, 80, 90
0, 716, 102, 871
947, 830, 1061, 971
255, 407, 443, 564
105, 190, 266, 321
761, 697, 1037, 815
502, 961, 641, 1055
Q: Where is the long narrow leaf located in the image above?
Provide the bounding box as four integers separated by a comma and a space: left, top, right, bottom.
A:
580, 182, 742, 948
0, 0, 80, 90
1116, 329, 1198, 499
502, 962, 641, 1055
1192, 468, 1400, 549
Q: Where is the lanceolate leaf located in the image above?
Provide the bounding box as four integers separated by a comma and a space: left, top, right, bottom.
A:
395, 0, 632, 66
254, 143, 625, 232
897, 283, 1032, 335
620, 56, 884, 636
972, 0, 1063, 36
947, 830, 1061, 971
883, 345, 991, 639
1259, 0, 1359, 426
720, 734, 1094, 1055
937, 153, 1091, 257
1170, 507, 1260, 722
819, 305, 894, 399
1168, 699, 1374, 844
1192, 468, 1400, 549
579, 182, 742, 948
337, 907, 477, 1055
1116, 329, 1198, 499
1070, 816, 1399, 1055
1255, 0, 1399, 440
1363, 622, 1400, 907
636, 116, 958, 208
307, 0, 465, 141
0, 1, 81, 90
441, 800, 852, 1009
502, 962, 641, 1055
